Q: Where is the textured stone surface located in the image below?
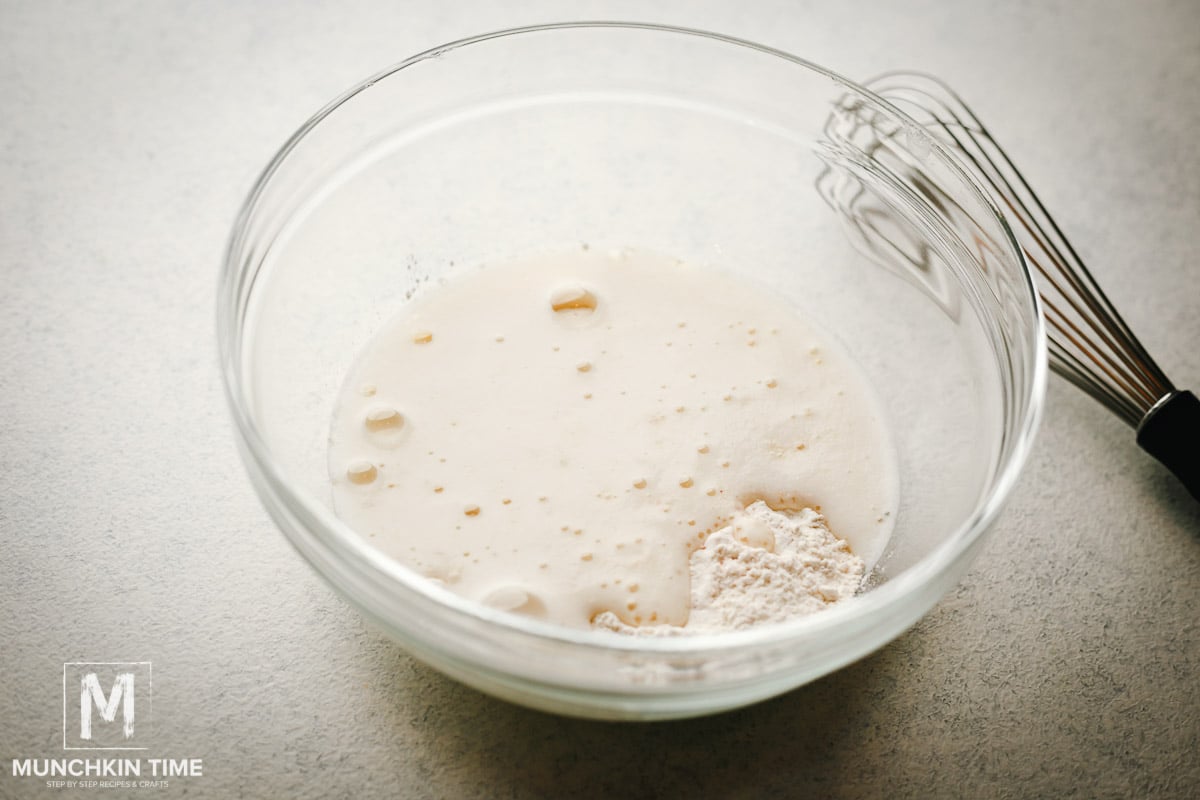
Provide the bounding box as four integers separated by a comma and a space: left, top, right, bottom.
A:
1, 1, 1197, 798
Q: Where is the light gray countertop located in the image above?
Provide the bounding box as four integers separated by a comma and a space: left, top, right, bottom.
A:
2, 1, 1197, 797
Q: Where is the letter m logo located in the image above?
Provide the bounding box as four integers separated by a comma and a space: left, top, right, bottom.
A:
81, 672, 134, 740
63, 662, 151, 750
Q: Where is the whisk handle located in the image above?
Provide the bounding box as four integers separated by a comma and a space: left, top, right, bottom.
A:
1137, 390, 1200, 502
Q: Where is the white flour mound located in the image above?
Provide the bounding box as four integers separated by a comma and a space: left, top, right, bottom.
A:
594, 501, 865, 636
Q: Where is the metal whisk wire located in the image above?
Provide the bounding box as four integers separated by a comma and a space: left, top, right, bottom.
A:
864, 71, 1174, 427
822, 70, 1200, 502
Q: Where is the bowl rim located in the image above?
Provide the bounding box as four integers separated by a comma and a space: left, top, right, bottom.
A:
218, 21, 1047, 658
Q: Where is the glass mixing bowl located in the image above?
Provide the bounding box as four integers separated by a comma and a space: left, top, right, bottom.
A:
218, 23, 1045, 720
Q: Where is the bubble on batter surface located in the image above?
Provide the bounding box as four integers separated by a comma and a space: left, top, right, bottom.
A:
346, 461, 378, 485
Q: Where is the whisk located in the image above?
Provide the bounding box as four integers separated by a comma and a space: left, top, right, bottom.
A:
834, 71, 1199, 501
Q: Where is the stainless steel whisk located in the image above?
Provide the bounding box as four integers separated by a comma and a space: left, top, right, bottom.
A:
842, 71, 1199, 500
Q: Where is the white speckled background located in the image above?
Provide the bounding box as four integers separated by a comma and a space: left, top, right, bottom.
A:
1, 1, 1197, 797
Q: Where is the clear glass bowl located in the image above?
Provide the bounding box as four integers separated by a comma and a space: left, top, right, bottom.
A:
218, 23, 1045, 720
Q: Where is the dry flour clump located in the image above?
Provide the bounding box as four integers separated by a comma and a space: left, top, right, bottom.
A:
594, 501, 865, 636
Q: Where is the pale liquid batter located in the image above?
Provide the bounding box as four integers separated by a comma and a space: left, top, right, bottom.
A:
328, 249, 897, 631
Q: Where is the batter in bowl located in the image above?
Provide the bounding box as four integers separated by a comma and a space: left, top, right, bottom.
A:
328, 248, 897, 632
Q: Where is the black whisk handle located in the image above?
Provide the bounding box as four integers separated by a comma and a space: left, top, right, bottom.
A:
1137, 390, 1200, 502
